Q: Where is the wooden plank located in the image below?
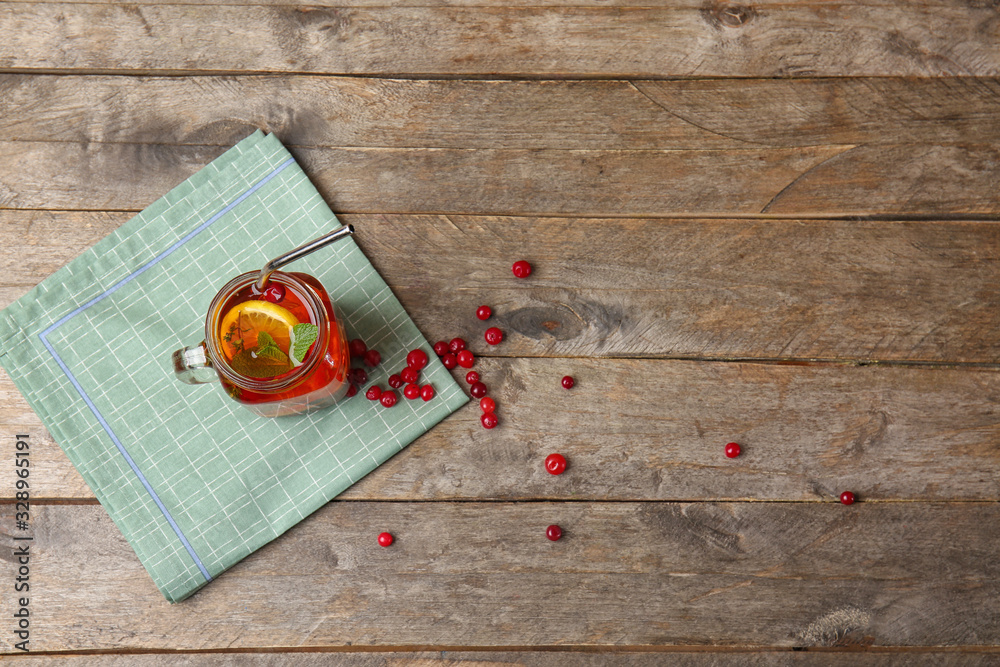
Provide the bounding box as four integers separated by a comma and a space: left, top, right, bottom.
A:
5, 75, 1000, 149
4, 356, 1000, 501
6, 651, 998, 665
3, 212, 999, 363
0, 140, 855, 216
0, 502, 997, 651
1, 4, 998, 77
6, 141, 1000, 217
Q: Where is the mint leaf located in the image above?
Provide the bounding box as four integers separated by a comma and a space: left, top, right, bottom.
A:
290, 323, 319, 366
256, 331, 276, 350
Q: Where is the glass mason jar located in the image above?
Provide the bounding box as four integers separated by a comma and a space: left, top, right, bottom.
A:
172, 270, 350, 417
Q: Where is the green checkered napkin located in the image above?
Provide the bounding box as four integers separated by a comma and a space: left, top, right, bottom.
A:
0, 131, 467, 602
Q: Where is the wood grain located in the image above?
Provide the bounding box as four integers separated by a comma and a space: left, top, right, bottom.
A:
6, 652, 998, 665
1, 502, 998, 651
6, 141, 1000, 217
5, 357, 1000, 501
3, 212, 999, 363
5, 75, 1000, 149
1, 4, 998, 77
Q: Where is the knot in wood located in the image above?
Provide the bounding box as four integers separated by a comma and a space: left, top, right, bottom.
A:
701, 2, 757, 29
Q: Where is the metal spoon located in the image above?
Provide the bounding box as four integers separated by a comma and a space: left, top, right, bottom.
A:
254, 224, 355, 291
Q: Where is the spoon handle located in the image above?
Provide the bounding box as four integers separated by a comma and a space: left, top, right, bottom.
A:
255, 224, 355, 291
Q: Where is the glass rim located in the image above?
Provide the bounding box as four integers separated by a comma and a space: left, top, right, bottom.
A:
204, 270, 330, 392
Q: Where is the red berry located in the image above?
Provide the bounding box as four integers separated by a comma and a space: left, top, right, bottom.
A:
561, 375, 575, 389
387, 374, 403, 389
441, 353, 458, 370
449, 337, 467, 353
457, 350, 475, 368
512, 260, 532, 278
470, 381, 487, 399
349, 367, 368, 386
420, 385, 435, 401
840, 491, 856, 505
262, 284, 285, 303
365, 386, 382, 401
380, 390, 398, 408
479, 396, 496, 413
481, 412, 498, 429
404, 383, 420, 399
546, 525, 562, 541
484, 327, 503, 345
477, 305, 492, 320
466, 371, 480, 385
725, 442, 741, 458
349, 339, 367, 357
377, 532, 393, 547
433, 341, 448, 357
545, 453, 567, 475
364, 349, 381, 368
400, 367, 419, 384
407, 348, 429, 371
345, 383, 358, 397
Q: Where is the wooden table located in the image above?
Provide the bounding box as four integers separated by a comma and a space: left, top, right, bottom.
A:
2, 0, 999, 663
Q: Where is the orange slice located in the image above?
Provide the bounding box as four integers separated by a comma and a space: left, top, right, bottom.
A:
218, 300, 299, 360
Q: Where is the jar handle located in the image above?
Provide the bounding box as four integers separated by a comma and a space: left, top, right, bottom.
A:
172, 341, 217, 384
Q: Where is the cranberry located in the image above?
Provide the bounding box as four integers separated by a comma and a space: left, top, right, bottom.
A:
345, 383, 358, 397
262, 284, 285, 303
404, 383, 420, 400
484, 327, 503, 345
365, 386, 382, 401
546, 525, 562, 541
840, 491, 856, 505
512, 260, 532, 278
466, 371, 480, 385
407, 348, 429, 371
442, 353, 458, 370
380, 390, 398, 408
457, 350, 475, 368
477, 305, 492, 320
545, 453, 567, 475
349, 339, 367, 357
479, 396, 496, 413
449, 337, 467, 353
420, 385, 435, 401
725, 442, 741, 458
469, 381, 487, 398
377, 532, 393, 547
481, 412, 498, 429
561, 375, 575, 389
400, 367, 419, 384
363, 349, 381, 368
433, 341, 449, 357
349, 367, 368, 387
387, 374, 403, 389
